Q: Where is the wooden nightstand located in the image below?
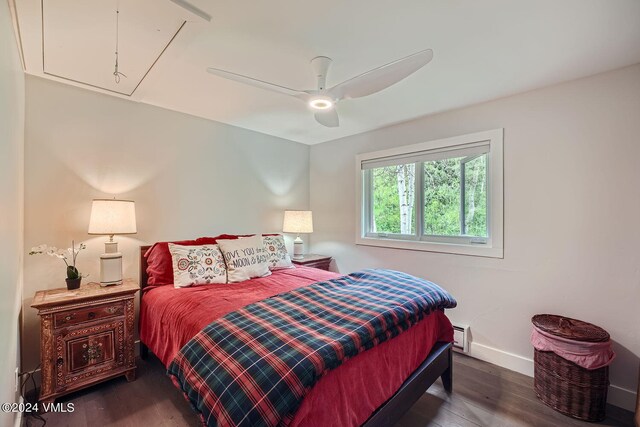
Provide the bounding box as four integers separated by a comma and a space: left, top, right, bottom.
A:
292, 254, 332, 271
31, 279, 139, 404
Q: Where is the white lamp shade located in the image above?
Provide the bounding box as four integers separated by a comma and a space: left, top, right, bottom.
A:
283, 210, 313, 234
88, 199, 137, 235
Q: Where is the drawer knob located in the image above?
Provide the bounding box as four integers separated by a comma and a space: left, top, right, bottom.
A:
88, 312, 96, 319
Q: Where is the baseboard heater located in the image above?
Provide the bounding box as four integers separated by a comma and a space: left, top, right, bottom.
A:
452, 324, 470, 353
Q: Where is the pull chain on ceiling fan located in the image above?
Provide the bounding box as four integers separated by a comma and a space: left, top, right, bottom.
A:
206, 49, 434, 127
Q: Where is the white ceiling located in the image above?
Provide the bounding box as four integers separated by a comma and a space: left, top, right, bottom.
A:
13, 0, 640, 144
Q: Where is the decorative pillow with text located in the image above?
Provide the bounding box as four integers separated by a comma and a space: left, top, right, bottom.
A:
217, 235, 272, 283
262, 235, 294, 270
168, 244, 227, 287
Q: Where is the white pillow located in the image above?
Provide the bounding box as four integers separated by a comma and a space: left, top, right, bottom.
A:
168, 244, 227, 288
262, 235, 294, 270
217, 235, 272, 283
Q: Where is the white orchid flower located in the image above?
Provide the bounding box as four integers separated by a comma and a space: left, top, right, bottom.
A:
30, 240, 85, 275
54, 249, 68, 259
29, 244, 48, 255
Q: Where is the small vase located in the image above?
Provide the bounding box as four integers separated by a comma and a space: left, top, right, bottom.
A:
66, 277, 81, 290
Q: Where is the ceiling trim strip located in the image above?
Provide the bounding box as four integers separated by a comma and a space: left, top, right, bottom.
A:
129, 20, 187, 96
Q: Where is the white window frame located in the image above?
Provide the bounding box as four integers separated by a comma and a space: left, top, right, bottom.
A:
355, 129, 504, 258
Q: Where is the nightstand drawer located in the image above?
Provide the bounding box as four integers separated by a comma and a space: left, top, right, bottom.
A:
292, 255, 333, 271
54, 301, 125, 328
301, 260, 331, 270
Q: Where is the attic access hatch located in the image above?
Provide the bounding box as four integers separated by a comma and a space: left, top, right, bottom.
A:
41, 0, 196, 96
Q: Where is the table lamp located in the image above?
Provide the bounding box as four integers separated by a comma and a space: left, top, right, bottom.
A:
88, 199, 137, 286
283, 210, 313, 260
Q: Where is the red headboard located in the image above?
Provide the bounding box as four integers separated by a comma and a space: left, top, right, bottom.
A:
140, 245, 151, 290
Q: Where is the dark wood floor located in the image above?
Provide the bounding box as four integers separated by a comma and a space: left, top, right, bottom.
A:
28, 353, 634, 427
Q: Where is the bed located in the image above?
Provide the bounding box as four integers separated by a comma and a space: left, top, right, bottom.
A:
138, 244, 455, 427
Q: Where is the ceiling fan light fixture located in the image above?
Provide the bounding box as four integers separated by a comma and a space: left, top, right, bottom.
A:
309, 96, 334, 110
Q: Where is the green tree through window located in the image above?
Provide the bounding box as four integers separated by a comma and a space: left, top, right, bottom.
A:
369, 155, 487, 238
372, 164, 415, 234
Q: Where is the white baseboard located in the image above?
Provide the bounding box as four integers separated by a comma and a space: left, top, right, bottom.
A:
467, 341, 637, 412
14, 395, 23, 427
608, 384, 638, 413
469, 341, 534, 377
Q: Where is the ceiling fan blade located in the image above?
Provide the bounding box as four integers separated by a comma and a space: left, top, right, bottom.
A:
314, 109, 339, 128
328, 49, 433, 100
206, 67, 308, 98
169, 0, 212, 22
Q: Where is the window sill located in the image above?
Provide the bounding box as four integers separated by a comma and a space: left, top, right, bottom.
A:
355, 236, 503, 258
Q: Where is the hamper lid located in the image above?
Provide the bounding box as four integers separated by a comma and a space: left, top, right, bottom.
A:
531, 314, 609, 342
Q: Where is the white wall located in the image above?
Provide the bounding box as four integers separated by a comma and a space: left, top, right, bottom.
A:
0, 0, 25, 424
310, 64, 640, 410
22, 76, 310, 371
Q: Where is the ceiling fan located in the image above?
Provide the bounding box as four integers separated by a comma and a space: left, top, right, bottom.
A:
206, 49, 433, 128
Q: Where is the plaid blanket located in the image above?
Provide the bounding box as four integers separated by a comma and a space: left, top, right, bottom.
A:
167, 269, 456, 427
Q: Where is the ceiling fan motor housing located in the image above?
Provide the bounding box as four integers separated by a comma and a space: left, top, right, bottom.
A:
310, 56, 332, 90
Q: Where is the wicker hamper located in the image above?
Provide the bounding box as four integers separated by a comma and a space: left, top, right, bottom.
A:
532, 314, 610, 422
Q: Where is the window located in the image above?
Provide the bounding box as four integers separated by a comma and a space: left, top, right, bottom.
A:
356, 129, 503, 257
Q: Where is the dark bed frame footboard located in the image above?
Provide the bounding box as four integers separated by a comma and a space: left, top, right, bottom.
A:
362, 341, 452, 427
138, 245, 453, 426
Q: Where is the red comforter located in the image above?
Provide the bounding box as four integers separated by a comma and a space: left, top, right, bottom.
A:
140, 266, 453, 427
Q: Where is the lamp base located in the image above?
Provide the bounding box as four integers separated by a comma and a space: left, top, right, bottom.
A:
292, 235, 304, 260
100, 240, 123, 286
